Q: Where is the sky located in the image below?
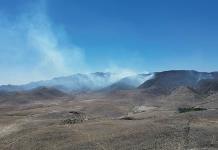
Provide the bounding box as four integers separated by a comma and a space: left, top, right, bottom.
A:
0, 0, 218, 85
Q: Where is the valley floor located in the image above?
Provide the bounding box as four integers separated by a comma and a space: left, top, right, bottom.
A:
0, 90, 218, 150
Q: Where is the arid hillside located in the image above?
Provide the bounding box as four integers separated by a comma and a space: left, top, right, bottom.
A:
0, 71, 218, 150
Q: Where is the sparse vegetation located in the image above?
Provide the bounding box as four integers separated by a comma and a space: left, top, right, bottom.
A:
62, 118, 83, 124
178, 107, 207, 113
120, 116, 137, 120
62, 111, 87, 124
0, 79, 217, 150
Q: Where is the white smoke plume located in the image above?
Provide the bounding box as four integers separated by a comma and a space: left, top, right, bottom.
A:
0, 1, 148, 86
0, 1, 86, 85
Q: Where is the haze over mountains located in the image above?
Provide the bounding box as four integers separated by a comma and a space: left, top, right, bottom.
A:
1, 70, 218, 95
0, 72, 153, 92
1, 70, 218, 109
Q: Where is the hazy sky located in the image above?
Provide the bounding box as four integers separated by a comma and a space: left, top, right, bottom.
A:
0, 0, 218, 84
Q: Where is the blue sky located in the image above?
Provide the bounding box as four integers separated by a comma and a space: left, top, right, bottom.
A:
0, 0, 218, 84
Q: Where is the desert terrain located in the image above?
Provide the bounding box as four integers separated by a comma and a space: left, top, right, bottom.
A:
0, 71, 218, 150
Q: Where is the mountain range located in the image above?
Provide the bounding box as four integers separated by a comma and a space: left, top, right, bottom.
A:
0, 72, 153, 92
1, 70, 218, 95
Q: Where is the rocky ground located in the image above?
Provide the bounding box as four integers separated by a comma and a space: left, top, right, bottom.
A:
0, 88, 218, 150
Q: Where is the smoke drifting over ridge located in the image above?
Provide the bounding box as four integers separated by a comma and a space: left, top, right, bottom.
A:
0, 1, 142, 85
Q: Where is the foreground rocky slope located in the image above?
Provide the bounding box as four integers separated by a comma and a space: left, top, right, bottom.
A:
0, 87, 217, 150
